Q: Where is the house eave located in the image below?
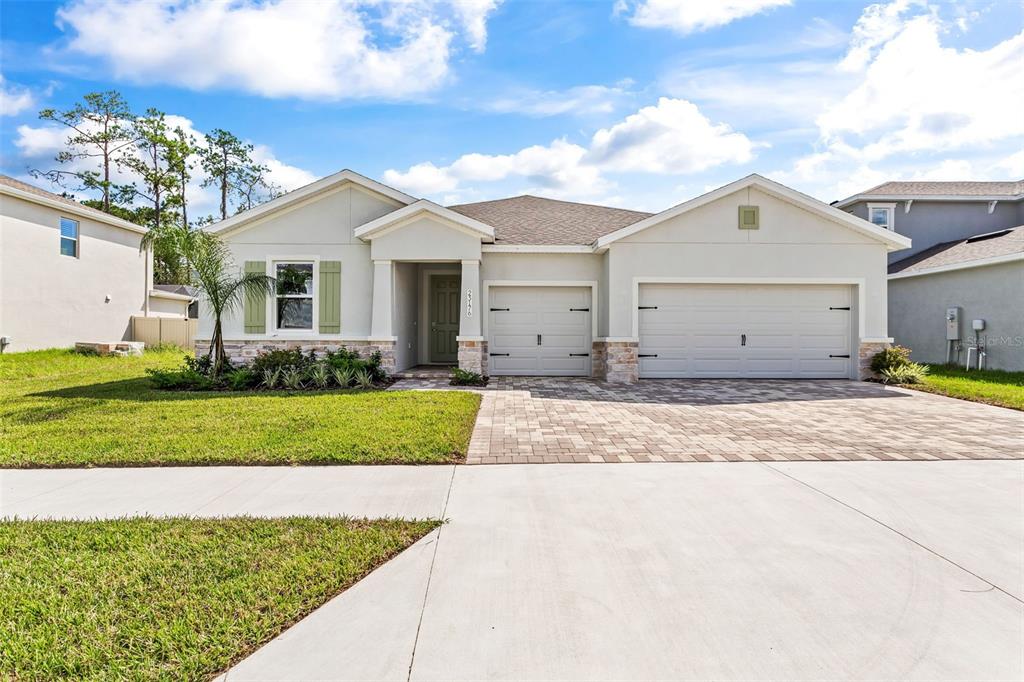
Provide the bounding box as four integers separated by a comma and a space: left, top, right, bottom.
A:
834, 193, 1024, 209
888, 252, 1024, 280
0, 184, 149, 234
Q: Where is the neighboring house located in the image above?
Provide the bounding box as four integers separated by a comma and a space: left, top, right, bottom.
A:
835, 181, 1024, 371
0, 175, 190, 352
199, 170, 907, 383
152, 284, 200, 318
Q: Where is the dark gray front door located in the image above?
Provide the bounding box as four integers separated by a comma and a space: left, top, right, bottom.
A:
429, 275, 460, 363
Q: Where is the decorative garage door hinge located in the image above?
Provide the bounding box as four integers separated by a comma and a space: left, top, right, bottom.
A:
490, 307, 510, 311
569, 308, 590, 312
569, 353, 590, 357
638, 306, 658, 310
829, 306, 851, 310
829, 354, 851, 358
489, 352, 510, 356
638, 354, 658, 358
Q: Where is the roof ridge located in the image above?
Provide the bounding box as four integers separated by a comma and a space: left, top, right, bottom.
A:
448, 193, 652, 215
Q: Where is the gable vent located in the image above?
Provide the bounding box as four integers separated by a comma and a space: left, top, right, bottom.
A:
738, 205, 759, 230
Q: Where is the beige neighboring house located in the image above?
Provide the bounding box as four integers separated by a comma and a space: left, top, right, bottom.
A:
199, 170, 909, 383
0, 175, 191, 353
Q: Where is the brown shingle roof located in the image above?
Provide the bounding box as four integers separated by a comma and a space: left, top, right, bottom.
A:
447, 195, 651, 245
859, 180, 1024, 197
889, 226, 1024, 274
0, 174, 145, 230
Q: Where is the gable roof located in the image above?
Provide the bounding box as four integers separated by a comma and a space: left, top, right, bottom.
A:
595, 173, 912, 252
888, 226, 1024, 278
835, 180, 1024, 208
353, 199, 495, 241
0, 174, 148, 234
447, 195, 651, 246
206, 169, 416, 236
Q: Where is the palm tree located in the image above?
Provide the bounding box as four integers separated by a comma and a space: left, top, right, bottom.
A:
183, 232, 274, 374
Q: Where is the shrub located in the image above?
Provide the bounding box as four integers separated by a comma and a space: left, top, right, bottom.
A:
870, 346, 913, 375
225, 367, 259, 391
146, 368, 214, 391
450, 368, 487, 386
184, 353, 215, 375
262, 367, 282, 390
353, 367, 373, 389
282, 367, 306, 390
879, 362, 930, 385
308, 363, 331, 389
325, 347, 362, 366
250, 349, 311, 377
332, 365, 355, 389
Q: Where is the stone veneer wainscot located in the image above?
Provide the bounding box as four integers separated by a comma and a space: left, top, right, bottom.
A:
194, 339, 397, 375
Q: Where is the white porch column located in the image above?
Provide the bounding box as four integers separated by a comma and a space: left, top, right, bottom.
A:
458, 259, 481, 338
370, 259, 394, 338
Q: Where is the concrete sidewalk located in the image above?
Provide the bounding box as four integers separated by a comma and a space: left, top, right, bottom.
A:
3, 461, 1022, 680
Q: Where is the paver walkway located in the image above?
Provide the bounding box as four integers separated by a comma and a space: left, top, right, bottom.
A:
389, 377, 1023, 464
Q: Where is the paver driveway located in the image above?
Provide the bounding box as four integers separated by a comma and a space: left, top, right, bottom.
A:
391, 377, 1022, 464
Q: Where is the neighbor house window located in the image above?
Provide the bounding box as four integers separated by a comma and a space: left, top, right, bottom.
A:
867, 203, 895, 231
60, 217, 79, 257
275, 262, 314, 330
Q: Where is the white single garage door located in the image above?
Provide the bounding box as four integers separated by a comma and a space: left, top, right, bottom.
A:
488, 286, 592, 376
638, 284, 852, 378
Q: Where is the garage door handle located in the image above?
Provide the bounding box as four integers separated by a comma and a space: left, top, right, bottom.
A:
638, 354, 658, 358
638, 306, 658, 310
829, 306, 851, 311
829, 354, 850, 358
537, 334, 542, 346
569, 308, 589, 312
741, 334, 746, 346
489, 352, 510, 357
490, 307, 509, 311
569, 353, 589, 357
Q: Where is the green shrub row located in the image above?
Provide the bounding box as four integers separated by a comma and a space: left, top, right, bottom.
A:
147, 348, 388, 391
869, 345, 929, 385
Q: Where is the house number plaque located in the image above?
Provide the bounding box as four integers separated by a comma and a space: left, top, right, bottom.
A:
466, 289, 473, 317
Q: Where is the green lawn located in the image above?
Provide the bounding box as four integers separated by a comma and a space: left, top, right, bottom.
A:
909, 364, 1024, 411
0, 516, 439, 680
0, 349, 481, 467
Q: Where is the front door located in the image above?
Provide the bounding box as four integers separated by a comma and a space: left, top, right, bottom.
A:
429, 274, 460, 363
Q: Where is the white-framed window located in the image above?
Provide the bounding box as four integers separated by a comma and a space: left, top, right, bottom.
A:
867, 203, 896, 231
60, 217, 79, 257
274, 261, 314, 330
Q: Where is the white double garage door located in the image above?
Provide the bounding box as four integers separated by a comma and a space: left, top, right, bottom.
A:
488, 283, 853, 379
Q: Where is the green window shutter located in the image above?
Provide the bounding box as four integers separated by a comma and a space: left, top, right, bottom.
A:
738, 205, 759, 230
243, 261, 267, 334
319, 260, 342, 334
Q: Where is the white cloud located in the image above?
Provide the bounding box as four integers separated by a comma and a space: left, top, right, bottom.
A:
484, 83, 632, 117
838, 0, 922, 72
617, 0, 791, 34
588, 97, 759, 173
13, 114, 315, 218
0, 76, 36, 117
54, 0, 501, 100
994, 150, 1024, 177
384, 97, 757, 200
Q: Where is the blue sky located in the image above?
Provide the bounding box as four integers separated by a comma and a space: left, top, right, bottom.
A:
1, 0, 1022, 218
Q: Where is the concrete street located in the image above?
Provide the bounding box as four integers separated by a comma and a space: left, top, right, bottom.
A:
3, 460, 1022, 680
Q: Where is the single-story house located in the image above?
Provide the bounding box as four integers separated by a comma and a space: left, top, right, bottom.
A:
0, 175, 191, 352
198, 170, 909, 383
888, 227, 1023, 371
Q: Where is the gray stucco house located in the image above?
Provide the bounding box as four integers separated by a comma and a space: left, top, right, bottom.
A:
836, 181, 1023, 371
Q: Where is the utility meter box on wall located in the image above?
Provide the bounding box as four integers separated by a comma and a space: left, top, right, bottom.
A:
946, 307, 960, 340
972, 319, 986, 331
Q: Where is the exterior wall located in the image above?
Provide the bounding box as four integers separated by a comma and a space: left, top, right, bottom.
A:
147, 295, 190, 318
202, 184, 400, 342
607, 187, 892, 352
888, 261, 1024, 371
370, 216, 482, 262
0, 193, 148, 351
393, 261, 419, 371
845, 199, 1022, 263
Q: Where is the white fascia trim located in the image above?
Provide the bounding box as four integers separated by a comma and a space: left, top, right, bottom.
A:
481, 279, 599, 339
149, 289, 194, 301
594, 173, 911, 252
887, 252, 1024, 279
482, 244, 594, 253
0, 185, 148, 234
353, 200, 495, 241
834, 193, 1024, 208
205, 169, 416, 236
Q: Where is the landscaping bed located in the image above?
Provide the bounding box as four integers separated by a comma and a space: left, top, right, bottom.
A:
909, 365, 1024, 411
0, 349, 481, 467
0, 516, 439, 680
